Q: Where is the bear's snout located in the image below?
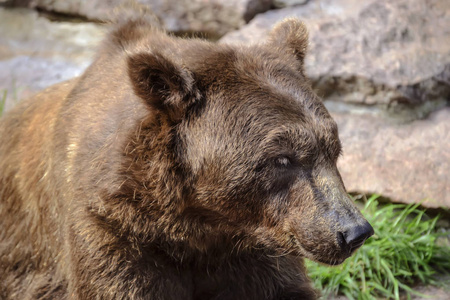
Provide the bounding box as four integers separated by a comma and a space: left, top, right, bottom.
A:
291, 167, 374, 265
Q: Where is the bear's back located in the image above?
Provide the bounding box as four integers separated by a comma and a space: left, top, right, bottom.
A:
0, 80, 77, 298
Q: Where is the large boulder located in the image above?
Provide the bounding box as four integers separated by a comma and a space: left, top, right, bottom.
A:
5, 0, 273, 38
333, 108, 450, 209
221, 0, 450, 121
0, 7, 105, 111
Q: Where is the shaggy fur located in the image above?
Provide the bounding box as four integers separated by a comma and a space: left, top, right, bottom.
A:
0, 16, 372, 300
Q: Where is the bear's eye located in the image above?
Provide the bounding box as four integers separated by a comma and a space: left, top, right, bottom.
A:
275, 156, 292, 168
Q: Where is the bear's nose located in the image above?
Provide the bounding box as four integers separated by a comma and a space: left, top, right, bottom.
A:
342, 221, 374, 251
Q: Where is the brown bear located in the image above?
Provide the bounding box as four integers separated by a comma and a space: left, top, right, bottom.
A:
0, 15, 373, 300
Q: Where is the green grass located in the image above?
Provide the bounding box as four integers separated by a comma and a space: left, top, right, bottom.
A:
0, 89, 6, 117
306, 195, 450, 300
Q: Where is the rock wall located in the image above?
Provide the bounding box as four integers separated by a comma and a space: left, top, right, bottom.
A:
0, 7, 106, 111
0, 0, 449, 208
5, 0, 272, 38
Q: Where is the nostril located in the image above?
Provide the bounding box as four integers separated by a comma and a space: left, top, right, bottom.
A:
343, 221, 374, 251
337, 231, 346, 248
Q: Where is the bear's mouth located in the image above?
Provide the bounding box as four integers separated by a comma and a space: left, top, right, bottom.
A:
305, 248, 350, 266
290, 234, 353, 266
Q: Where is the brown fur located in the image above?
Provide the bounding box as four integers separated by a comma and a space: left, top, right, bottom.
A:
0, 17, 372, 300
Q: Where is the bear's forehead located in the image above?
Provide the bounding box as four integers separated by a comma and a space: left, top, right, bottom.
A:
193, 47, 332, 128
191, 46, 316, 110
182, 43, 339, 145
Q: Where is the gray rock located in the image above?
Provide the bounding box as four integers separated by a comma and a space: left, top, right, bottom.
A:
408, 274, 450, 300
0, 7, 105, 111
333, 107, 450, 209
140, 0, 272, 38
6, 0, 273, 38
221, 0, 450, 121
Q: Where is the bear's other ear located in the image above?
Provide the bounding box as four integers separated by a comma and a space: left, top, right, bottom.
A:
268, 18, 309, 65
127, 51, 198, 121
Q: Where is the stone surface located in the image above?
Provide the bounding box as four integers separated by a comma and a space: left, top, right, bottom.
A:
407, 277, 450, 300
5, 0, 273, 38
221, 0, 450, 121
333, 107, 450, 209
330, 273, 450, 299
0, 7, 105, 111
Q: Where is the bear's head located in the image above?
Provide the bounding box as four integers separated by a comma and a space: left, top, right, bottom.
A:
123, 18, 373, 266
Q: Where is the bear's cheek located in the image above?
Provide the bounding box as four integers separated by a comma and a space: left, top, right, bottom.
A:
192, 173, 267, 225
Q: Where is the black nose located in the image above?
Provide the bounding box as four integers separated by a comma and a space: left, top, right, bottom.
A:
342, 221, 374, 251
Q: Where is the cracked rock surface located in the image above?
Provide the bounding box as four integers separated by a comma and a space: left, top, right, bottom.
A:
333, 108, 450, 208
0, 7, 105, 110
6, 0, 272, 38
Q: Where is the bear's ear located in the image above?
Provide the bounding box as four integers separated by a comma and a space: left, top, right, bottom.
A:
127, 51, 199, 122
268, 18, 309, 65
